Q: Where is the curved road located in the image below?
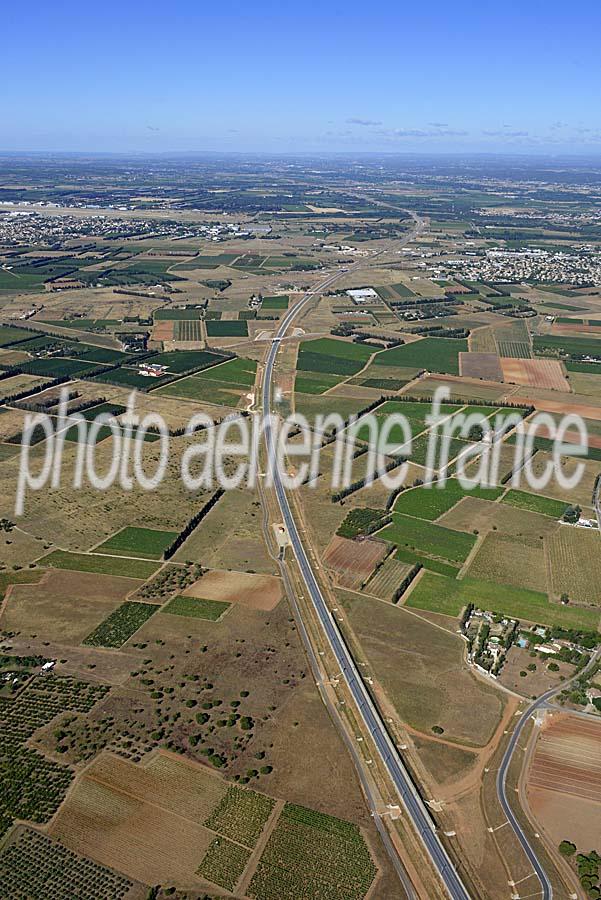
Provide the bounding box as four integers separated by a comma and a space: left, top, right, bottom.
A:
497, 641, 601, 900
261, 252, 472, 900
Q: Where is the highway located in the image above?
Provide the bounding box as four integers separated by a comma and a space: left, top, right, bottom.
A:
261, 248, 473, 900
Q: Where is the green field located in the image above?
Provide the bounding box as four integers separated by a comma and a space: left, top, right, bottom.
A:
149, 349, 223, 373
91, 367, 171, 389
353, 399, 463, 449
565, 360, 601, 375
297, 338, 373, 376
93, 526, 179, 560
393, 481, 503, 520
206, 320, 249, 337
534, 334, 601, 359
172, 253, 239, 269
501, 490, 569, 518
83, 601, 158, 647
39, 550, 159, 580
249, 802, 376, 900
162, 595, 231, 620
405, 572, 601, 629
394, 547, 460, 577
379, 513, 476, 564
157, 357, 257, 406
0, 326, 36, 346
261, 294, 289, 309
295, 372, 342, 394
154, 307, 202, 320
17, 358, 97, 378
373, 337, 468, 375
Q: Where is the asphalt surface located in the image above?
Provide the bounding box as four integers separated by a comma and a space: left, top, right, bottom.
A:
497, 646, 601, 900
261, 263, 472, 900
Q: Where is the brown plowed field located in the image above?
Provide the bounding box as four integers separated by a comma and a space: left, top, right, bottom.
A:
183, 569, 282, 611
551, 323, 601, 335
459, 352, 503, 382
152, 321, 174, 341
500, 358, 569, 391
528, 714, 601, 802
323, 536, 387, 589
526, 713, 601, 848
512, 396, 601, 420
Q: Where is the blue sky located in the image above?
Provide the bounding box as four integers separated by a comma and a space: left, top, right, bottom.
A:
2, 1, 600, 153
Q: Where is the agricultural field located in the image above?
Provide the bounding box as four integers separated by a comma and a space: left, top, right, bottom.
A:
405, 572, 600, 629
0, 569, 141, 645
372, 337, 468, 375
83, 601, 159, 647
546, 527, 601, 605
261, 294, 289, 309
296, 337, 373, 378
174, 319, 202, 341
0, 675, 109, 837
466, 532, 549, 593
365, 556, 412, 600
501, 489, 569, 519
157, 356, 257, 406
39, 549, 160, 580
534, 333, 601, 359
16, 357, 97, 378
526, 715, 601, 850
0, 828, 134, 900
206, 320, 249, 337
500, 357, 569, 391
183, 569, 282, 611
197, 836, 250, 891
459, 351, 503, 381
93, 525, 178, 560
323, 535, 388, 589
392, 480, 503, 521
249, 803, 376, 900
205, 786, 275, 847
162, 595, 230, 620
154, 306, 203, 320
0, 325, 37, 346
379, 513, 477, 565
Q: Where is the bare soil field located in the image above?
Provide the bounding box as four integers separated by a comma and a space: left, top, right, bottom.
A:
546, 526, 601, 604
184, 569, 282, 611
338, 590, 504, 746
151, 320, 174, 341
526, 713, 601, 848
551, 322, 601, 335
459, 352, 503, 382
438, 497, 560, 544
526, 453, 599, 511
511, 394, 601, 418
500, 358, 570, 392
323, 536, 388, 589
0, 569, 140, 642
498, 646, 575, 695
0, 439, 213, 549
172, 485, 276, 575
406, 374, 508, 402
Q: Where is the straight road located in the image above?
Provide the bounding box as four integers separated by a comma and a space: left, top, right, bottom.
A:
261, 238, 473, 900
